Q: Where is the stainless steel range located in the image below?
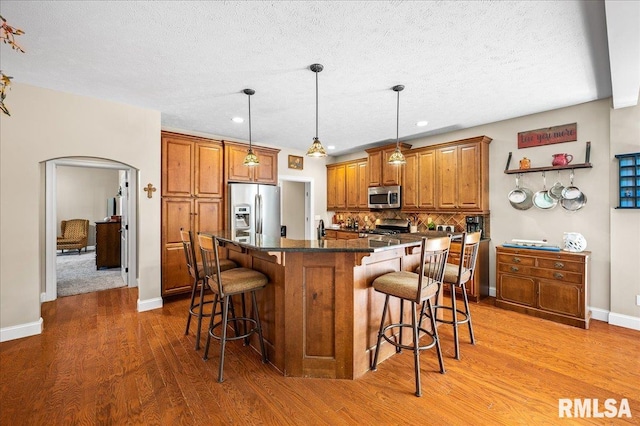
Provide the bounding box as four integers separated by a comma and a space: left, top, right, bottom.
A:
365, 218, 411, 235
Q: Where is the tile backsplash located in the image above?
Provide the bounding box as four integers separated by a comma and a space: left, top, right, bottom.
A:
330, 211, 490, 237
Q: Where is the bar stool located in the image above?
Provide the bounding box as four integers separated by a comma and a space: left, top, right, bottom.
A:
422, 231, 480, 360
371, 236, 451, 397
180, 229, 237, 350
198, 233, 268, 383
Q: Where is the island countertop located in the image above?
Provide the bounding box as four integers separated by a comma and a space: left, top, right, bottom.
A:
200, 230, 463, 253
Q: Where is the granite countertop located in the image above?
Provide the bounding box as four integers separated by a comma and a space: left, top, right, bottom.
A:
200, 230, 430, 253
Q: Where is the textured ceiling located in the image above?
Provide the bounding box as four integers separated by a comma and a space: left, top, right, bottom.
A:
0, 1, 631, 155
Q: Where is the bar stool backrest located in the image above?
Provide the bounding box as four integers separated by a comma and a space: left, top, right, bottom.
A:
456, 231, 481, 286
180, 229, 199, 281
416, 236, 451, 302
198, 234, 224, 296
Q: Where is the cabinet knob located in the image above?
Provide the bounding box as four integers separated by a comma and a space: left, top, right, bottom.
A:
513, 257, 521, 263
510, 266, 519, 272
554, 262, 564, 269
554, 272, 564, 279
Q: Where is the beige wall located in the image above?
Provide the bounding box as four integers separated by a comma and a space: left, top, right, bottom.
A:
0, 83, 161, 333
609, 102, 640, 321
56, 166, 120, 246
334, 98, 640, 325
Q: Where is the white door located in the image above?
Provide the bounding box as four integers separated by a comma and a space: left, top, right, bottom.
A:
119, 171, 128, 285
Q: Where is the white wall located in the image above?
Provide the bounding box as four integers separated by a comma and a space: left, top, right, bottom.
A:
281, 180, 306, 239
609, 102, 640, 324
56, 166, 120, 246
0, 83, 161, 339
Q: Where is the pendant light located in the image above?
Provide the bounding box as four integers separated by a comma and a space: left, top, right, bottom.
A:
306, 63, 327, 157
242, 88, 259, 166
388, 85, 407, 165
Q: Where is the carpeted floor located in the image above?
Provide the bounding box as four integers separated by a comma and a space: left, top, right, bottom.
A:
56, 249, 125, 297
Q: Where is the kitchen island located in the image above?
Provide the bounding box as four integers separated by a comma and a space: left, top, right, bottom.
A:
201, 231, 445, 379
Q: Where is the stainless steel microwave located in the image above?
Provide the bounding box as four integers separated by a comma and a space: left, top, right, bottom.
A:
368, 185, 401, 209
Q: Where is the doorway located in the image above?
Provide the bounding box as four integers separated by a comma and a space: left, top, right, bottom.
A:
44, 158, 138, 302
279, 175, 313, 239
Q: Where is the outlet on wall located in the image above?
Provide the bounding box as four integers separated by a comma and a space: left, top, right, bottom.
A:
636, 295, 640, 306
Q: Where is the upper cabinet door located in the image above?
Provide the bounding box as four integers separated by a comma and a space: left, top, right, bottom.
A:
357, 161, 369, 209
381, 147, 402, 186
253, 148, 278, 184
225, 143, 253, 182
436, 146, 458, 209
402, 152, 419, 209
346, 162, 359, 209
195, 142, 223, 198
418, 149, 436, 209
162, 136, 194, 197
457, 143, 481, 209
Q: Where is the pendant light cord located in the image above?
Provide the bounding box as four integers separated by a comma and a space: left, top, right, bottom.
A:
315, 69, 319, 140
396, 89, 400, 148
248, 93, 252, 148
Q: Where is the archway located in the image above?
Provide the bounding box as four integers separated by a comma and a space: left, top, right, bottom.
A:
44, 157, 138, 302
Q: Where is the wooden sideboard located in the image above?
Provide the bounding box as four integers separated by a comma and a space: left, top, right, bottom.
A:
95, 221, 121, 269
495, 246, 591, 329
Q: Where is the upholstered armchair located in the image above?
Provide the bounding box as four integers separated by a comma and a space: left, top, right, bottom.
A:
57, 219, 89, 254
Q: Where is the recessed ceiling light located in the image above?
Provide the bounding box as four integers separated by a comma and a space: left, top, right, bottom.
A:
232, 117, 244, 123
416, 121, 429, 127
327, 145, 336, 150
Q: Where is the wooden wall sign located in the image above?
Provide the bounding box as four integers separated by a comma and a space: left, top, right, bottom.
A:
518, 123, 577, 149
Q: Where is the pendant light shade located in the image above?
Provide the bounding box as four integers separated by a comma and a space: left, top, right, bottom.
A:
242, 88, 259, 166
306, 63, 327, 157
388, 84, 406, 165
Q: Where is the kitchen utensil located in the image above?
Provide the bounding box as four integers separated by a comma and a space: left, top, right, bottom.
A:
548, 171, 565, 200
560, 193, 587, 211
552, 153, 573, 166
533, 172, 557, 209
508, 175, 533, 210
561, 170, 583, 200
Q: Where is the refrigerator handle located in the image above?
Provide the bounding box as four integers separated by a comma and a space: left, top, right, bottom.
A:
256, 194, 262, 234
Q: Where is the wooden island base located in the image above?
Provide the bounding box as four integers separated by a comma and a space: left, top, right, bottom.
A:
221, 242, 434, 379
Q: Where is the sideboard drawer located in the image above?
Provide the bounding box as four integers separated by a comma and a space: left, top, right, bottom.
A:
497, 253, 536, 267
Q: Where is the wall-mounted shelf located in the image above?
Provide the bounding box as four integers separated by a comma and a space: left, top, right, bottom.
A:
504, 141, 592, 174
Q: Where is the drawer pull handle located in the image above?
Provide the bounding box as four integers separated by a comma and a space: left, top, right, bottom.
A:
555, 262, 564, 269
510, 266, 519, 272
554, 272, 564, 279
513, 257, 521, 263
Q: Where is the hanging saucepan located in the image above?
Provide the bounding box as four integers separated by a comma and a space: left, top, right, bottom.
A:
548, 171, 565, 200
561, 170, 583, 200
508, 175, 533, 210
533, 172, 558, 209
561, 193, 587, 211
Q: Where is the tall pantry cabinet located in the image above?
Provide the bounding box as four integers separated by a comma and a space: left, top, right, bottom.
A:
161, 131, 225, 296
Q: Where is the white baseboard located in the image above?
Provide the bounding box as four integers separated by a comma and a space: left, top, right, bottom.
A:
0, 317, 43, 342
137, 297, 163, 312
590, 307, 609, 323
608, 312, 640, 331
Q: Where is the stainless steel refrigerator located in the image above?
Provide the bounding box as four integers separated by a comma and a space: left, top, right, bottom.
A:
228, 183, 281, 240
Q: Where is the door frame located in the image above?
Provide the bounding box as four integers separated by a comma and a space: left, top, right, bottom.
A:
44, 157, 138, 302
278, 175, 314, 239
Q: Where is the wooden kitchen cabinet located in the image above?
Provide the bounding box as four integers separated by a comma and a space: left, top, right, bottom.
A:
366, 143, 412, 187
95, 221, 121, 269
402, 148, 436, 210
161, 131, 226, 296
224, 141, 279, 185
436, 137, 490, 212
323, 229, 360, 240
346, 159, 368, 209
327, 163, 347, 211
495, 246, 591, 329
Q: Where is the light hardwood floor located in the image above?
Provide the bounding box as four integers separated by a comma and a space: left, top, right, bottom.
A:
1, 287, 638, 425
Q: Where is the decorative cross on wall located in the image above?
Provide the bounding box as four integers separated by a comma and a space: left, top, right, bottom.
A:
144, 183, 157, 199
